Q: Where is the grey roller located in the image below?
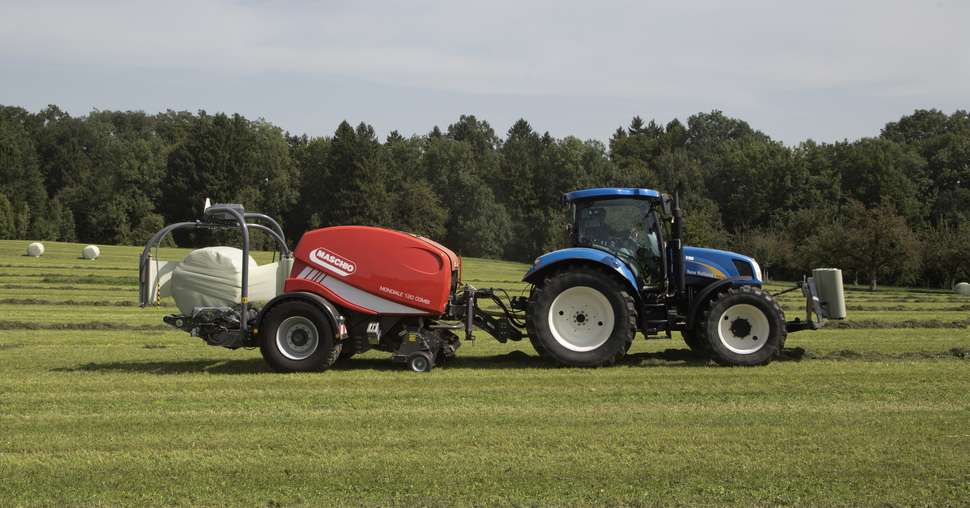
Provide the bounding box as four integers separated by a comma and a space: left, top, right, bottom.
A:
812, 268, 846, 319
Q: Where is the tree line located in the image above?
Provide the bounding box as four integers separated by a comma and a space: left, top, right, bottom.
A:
0, 104, 967, 289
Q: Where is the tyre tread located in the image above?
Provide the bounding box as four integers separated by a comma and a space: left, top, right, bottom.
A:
526, 265, 637, 367
699, 285, 786, 366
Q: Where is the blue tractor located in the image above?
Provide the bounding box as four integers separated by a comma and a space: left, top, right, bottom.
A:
502, 187, 836, 367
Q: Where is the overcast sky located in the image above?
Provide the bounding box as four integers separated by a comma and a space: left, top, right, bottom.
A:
1, 0, 968, 145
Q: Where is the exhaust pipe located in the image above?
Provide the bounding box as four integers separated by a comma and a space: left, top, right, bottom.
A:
671, 191, 686, 300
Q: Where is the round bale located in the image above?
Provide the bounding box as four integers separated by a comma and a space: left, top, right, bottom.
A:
82, 245, 101, 260
956, 282, 970, 296
26, 242, 45, 257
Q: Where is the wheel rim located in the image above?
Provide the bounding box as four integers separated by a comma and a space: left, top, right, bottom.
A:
717, 303, 770, 355
547, 286, 615, 352
276, 316, 319, 361
410, 355, 429, 372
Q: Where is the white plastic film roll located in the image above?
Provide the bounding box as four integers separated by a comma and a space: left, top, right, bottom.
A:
26, 242, 45, 257
812, 268, 846, 319
82, 245, 101, 260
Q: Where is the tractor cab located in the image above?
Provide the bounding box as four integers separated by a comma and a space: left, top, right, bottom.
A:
565, 188, 668, 290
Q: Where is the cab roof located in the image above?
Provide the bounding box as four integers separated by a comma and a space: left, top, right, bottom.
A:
563, 187, 662, 202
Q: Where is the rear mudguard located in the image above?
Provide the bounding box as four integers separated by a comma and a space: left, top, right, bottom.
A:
255, 291, 348, 341
522, 247, 638, 295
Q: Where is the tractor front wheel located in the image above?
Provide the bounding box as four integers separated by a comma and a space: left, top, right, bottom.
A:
699, 285, 786, 366
527, 267, 636, 367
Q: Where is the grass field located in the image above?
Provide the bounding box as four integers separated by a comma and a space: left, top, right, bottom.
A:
1, 240, 969, 506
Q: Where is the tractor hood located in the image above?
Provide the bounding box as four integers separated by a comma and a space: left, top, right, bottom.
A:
521, 245, 763, 290
683, 246, 762, 283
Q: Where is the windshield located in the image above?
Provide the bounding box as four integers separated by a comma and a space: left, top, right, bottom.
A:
574, 198, 662, 283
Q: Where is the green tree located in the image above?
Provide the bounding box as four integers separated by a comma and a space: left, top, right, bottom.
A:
841, 202, 922, 291
0, 106, 49, 238
883, 109, 970, 225
701, 135, 804, 231
685, 110, 764, 167
390, 179, 448, 239
498, 120, 547, 260
14, 203, 30, 239
422, 136, 510, 257
162, 112, 298, 246
921, 221, 970, 288
47, 197, 77, 242
447, 171, 512, 258
781, 207, 847, 277
324, 122, 391, 227
60, 116, 167, 244
289, 135, 331, 234
834, 138, 926, 224
0, 194, 14, 239
790, 140, 844, 207
682, 197, 730, 250
447, 115, 500, 167
731, 226, 793, 281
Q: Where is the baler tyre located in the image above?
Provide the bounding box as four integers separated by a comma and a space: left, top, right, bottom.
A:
526, 267, 636, 367
700, 285, 786, 366
408, 352, 434, 373
259, 300, 342, 373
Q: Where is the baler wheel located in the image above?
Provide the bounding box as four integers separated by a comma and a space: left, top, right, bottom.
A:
259, 300, 342, 372
408, 352, 434, 373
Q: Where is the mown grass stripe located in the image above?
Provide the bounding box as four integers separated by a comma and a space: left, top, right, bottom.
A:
0, 320, 168, 331
0, 298, 168, 307
40, 275, 137, 285
0, 284, 135, 291
0, 273, 137, 285
844, 304, 970, 311
0, 263, 135, 272
827, 318, 970, 329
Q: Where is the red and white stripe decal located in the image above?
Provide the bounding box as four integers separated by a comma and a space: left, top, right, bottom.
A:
297, 266, 327, 283
295, 263, 426, 315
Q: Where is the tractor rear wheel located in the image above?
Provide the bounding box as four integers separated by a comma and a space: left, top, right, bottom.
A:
259, 300, 342, 372
699, 285, 786, 366
526, 267, 636, 367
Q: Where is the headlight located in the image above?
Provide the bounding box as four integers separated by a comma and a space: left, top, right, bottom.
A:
750, 259, 763, 281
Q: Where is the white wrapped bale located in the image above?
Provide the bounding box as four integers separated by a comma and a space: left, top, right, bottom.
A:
81, 245, 101, 260
26, 242, 45, 257
956, 282, 970, 296
170, 246, 279, 315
